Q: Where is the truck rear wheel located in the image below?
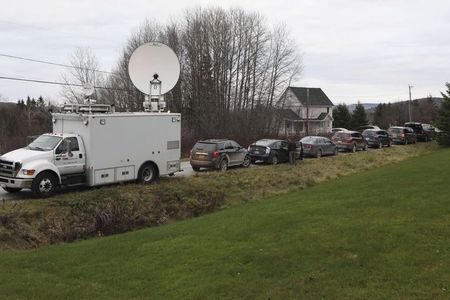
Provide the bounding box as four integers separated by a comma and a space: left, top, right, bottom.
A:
32, 172, 59, 198
3, 187, 22, 193
138, 163, 157, 184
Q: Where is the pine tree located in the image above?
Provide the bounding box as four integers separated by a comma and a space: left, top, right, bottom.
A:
332, 104, 352, 129
435, 82, 450, 146
351, 102, 368, 130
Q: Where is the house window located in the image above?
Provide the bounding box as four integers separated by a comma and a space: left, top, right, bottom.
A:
327, 107, 330, 113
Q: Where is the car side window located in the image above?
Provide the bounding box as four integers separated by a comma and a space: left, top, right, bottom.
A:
224, 141, 233, 150
271, 142, 280, 149
351, 133, 359, 138
280, 141, 289, 150
230, 141, 240, 149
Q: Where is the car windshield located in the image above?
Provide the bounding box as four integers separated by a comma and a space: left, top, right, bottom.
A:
254, 139, 275, 146
333, 132, 351, 138
389, 128, 402, 133
194, 142, 217, 151
362, 130, 376, 136
26, 135, 62, 151
300, 137, 317, 143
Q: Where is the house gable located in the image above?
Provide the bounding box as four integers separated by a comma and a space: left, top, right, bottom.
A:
278, 87, 334, 108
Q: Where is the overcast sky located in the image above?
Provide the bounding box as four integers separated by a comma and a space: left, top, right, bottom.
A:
0, 0, 449, 104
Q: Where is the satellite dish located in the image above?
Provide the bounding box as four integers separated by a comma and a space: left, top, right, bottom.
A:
82, 82, 95, 97
128, 42, 180, 95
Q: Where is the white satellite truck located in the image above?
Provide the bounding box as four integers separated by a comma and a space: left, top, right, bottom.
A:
0, 42, 182, 198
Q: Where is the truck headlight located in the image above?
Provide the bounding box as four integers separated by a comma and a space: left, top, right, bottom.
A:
22, 169, 36, 176
265, 147, 270, 154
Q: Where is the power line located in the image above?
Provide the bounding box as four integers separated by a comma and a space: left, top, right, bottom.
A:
0, 75, 133, 92
0, 53, 119, 76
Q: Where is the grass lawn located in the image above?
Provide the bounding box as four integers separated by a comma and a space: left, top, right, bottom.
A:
0, 147, 449, 299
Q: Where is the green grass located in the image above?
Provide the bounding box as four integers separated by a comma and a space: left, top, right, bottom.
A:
0, 146, 449, 299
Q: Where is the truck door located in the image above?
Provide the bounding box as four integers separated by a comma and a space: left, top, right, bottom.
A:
54, 137, 85, 175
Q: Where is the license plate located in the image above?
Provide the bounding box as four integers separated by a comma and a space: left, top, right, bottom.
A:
197, 154, 207, 159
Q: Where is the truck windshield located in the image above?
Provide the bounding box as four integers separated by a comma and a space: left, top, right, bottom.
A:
27, 135, 62, 151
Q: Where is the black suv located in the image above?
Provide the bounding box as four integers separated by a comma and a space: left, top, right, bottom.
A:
362, 129, 391, 148
190, 139, 250, 172
404, 122, 434, 142
248, 139, 290, 165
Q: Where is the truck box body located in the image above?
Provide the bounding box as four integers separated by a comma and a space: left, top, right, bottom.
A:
52, 112, 181, 186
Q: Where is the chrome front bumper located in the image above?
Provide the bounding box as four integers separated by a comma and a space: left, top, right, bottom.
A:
0, 176, 33, 189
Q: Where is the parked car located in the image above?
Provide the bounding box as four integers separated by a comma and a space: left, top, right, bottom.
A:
331, 131, 368, 152
332, 128, 348, 133
404, 122, 434, 142
190, 139, 250, 172
248, 139, 290, 165
357, 125, 380, 132
362, 129, 392, 148
388, 126, 417, 145
299, 136, 338, 158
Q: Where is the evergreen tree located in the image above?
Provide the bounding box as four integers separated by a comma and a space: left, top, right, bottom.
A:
435, 82, 450, 146
351, 102, 368, 130
333, 103, 352, 129
37, 96, 45, 108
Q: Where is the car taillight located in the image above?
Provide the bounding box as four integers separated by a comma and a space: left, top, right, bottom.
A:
400, 133, 405, 138
212, 151, 220, 158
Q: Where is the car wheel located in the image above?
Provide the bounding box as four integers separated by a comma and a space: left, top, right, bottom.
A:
316, 149, 322, 158
3, 187, 22, 193
351, 144, 357, 153
192, 166, 200, 172
138, 163, 157, 184
271, 155, 278, 165
31, 172, 59, 198
219, 158, 228, 172
242, 155, 251, 168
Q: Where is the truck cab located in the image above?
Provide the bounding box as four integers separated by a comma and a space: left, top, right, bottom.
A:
0, 133, 86, 198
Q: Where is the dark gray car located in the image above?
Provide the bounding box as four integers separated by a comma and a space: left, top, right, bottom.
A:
388, 127, 417, 145
300, 136, 337, 158
362, 129, 391, 148
190, 139, 250, 172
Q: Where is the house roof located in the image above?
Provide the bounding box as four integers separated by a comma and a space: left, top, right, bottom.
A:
277, 109, 300, 120
278, 109, 332, 122
283, 87, 334, 107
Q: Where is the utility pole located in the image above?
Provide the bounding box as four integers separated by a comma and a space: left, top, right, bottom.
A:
408, 85, 414, 122
306, 88, 310, 135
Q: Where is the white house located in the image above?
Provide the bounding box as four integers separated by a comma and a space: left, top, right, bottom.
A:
276, 87, 334, 136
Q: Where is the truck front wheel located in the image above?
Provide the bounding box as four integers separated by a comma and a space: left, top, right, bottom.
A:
3, 187, 22, 193
138, 163, 157, 184
32, 172, 59, 198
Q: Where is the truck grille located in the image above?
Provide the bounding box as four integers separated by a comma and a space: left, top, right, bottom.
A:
0, 159, 15, 177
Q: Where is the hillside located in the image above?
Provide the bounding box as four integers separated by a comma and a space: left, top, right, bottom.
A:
0, 145, 449, 299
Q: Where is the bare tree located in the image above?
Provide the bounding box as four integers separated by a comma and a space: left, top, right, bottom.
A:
60, 48, 104, 103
